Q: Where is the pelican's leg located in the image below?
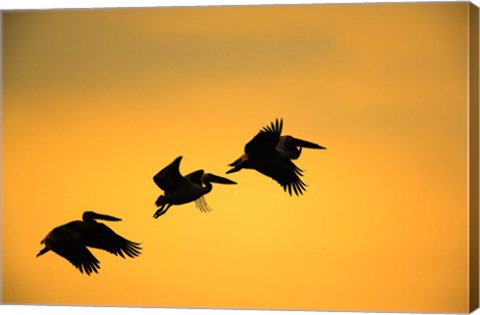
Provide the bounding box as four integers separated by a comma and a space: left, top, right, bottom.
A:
226, 154, 248, 174
153, 204, 165, 218
153, 204, 172, 219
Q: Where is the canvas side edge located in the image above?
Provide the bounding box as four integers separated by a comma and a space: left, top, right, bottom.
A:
469, 2, 480, 313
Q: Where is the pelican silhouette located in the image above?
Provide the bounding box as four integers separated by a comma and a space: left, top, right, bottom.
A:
153, 156, 237, 218
36, 211, 141, 275
227, 118, 326, 196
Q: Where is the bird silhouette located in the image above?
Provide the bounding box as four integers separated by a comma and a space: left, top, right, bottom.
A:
36, 211, 141, 275
153, 156, 237, 218
227, 118, 326, 195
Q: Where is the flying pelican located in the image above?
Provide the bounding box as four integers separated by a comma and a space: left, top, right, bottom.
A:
36, 211, 142, 275
226, 118, 326, 196
153, 156, 237, 218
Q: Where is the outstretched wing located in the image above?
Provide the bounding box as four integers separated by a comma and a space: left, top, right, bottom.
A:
245, 119, 283, 158
45, 226, 100, 275
153, 156, 189, 194
259, 160, 307, 196
85, 223, 142, 258
52, 244, 101, 275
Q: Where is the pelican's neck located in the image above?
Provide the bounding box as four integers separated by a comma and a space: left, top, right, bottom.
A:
201, 174, 213, 193
277, 136, 301, 160
203, 181, 213, 193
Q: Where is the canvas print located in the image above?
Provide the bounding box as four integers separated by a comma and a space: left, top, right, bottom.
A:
2, 1, 479, 313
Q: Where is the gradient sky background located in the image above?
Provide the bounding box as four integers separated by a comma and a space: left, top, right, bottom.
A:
1, 2, 473, 313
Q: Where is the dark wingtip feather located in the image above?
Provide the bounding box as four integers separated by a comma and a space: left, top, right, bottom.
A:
261, 118, 283, 134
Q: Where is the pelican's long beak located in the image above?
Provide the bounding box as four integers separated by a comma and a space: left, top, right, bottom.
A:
208, 174, 237, 184
92, 213, 122, 222
292, 137, 326, 149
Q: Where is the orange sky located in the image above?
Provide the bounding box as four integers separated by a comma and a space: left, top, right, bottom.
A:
1, 2, 475, 313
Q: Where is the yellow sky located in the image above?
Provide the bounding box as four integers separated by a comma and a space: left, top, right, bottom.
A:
1, 2, 474, 313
